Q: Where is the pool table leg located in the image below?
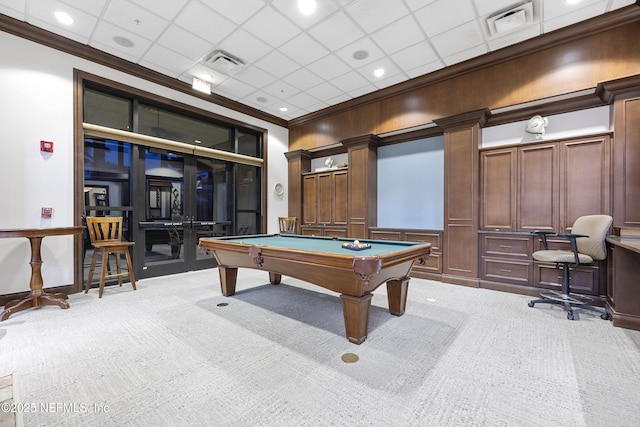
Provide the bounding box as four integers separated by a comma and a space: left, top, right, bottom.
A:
340, 293, 373, 344
218, 267, 238, 296
268, 272, 282, 284
387, 277, 410, 316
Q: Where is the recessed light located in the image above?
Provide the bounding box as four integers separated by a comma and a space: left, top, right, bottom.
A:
279, 107, 288, 112
113, 36, 135, 48
54, 11, 74, 26
565, 0, 582, 4
199, 73, 213, 82
298, 0, 317, 15
256, 97, 269, 103
353, 50, 369, 60
374, 68, 385, 78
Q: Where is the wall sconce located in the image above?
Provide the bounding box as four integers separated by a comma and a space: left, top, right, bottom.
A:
525, 115, 548, 139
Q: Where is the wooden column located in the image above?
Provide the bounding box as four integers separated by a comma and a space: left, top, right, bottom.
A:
342, 135, 380, 239
284, 150, 311, 234
435, 109, 490, 287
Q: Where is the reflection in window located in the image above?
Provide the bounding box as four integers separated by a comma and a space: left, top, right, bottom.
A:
84, 88, 132, 131
138, 103, 233, 151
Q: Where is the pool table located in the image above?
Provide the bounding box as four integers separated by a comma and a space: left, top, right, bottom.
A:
199, 234, 431, 344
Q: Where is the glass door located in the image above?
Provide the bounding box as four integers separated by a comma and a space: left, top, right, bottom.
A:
135, 148, 232, 278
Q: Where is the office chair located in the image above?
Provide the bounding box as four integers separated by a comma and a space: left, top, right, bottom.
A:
528, 214, 612, 320
278, 217, 297, 234
85, 216, 136, 298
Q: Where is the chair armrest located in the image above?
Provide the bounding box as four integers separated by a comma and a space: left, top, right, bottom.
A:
531, 230, 557, 250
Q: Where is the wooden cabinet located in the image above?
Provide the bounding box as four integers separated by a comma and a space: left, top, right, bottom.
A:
302, 169, 348, 226
479, 232, 604, 297
481, 148, 516, 231
518, 143, 559, 232
479, 135, 611, 295
481, 135, 611, 233
606, 237, 640, 331
301, 168, 348, 237
480, 234, 533, 287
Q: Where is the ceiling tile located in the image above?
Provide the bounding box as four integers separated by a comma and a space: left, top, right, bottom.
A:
331, 70, 372, 93
285, 68, 324, 91
141, 43, 195, 76
347, 82, 377, 98
543, 0, 604, 21
306, 81, 344, 101
243, 6, 301, 48
373, 72, 407, 90
543, 2, 607, 33
405, 59, 444, 78
371, 14, 426, 55
157, 24, 212, 61
345, 0, 410, 33
214, 77, 258, 100
27, 0, 99, 42
254, 50, 301, 78
430, 21, 485, 58
404, 0, 438, 12
287, 91, 321, 109
335, 36, 385, 68
218, 28, 272, 63
175, 2, 237, 46
356, 56, 402, 84
390, 40, 440, 72
307, 11, 365, 51
130, 0, 188, 20
279, 32, 330, 66
261, 79, 300, 99
233, 65, 277, 90
59, 0, 107, 16
102, 0, 169, 41
201, 0, 266, 25
90, 20, 153, 59
414, 0, 477, 37
306, 54, 352, 81
442, 44, 488, 66
271, 0, 339, 29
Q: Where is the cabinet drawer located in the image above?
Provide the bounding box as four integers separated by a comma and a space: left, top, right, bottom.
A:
324, 227, 348, 238
369, 230, 402, 241
535, 263, 598, 295
481, 235, 532, 258
482, 258, 532, 284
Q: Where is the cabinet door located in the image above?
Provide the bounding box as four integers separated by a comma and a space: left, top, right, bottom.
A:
518, 143, 559, 232
333, 170, 348, 225
302, 175, 317, 225
560, 136, 611, 231
481, 148, 516, 231
317, 173, 333, 224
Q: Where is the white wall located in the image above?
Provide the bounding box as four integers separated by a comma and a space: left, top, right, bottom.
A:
0, 30, 289, 294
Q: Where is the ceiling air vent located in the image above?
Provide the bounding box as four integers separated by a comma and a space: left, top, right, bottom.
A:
486, 2, 534, 37
201, 50, 244, 75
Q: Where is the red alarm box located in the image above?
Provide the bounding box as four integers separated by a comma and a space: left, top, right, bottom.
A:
40, 140, 54, 153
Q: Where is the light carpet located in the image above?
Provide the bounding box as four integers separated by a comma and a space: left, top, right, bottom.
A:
1, 269, 639, 426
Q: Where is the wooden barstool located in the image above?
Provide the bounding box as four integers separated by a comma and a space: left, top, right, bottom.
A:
278, 217, 297, 234
85, 217, 136, 298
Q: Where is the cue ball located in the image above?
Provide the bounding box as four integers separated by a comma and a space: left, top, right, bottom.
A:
354, 240, 359, 244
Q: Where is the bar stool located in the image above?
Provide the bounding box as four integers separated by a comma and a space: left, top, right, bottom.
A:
85, 216, 136, 298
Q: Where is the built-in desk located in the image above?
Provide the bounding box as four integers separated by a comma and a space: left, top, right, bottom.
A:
606, 236, 640, 331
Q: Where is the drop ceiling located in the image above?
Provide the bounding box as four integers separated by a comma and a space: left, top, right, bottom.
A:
0, 0, 635, 121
